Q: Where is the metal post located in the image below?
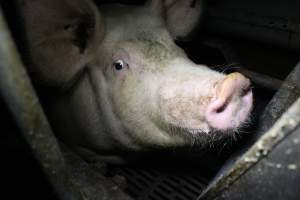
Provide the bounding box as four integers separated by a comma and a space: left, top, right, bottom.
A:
0, 6, 85, 200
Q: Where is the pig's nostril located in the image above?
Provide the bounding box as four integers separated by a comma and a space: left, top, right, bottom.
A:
241, 85, 252, 97
215, 103, 227, 113
205, 73, 253, 130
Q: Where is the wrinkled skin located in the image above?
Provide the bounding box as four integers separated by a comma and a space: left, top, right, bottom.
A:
20, 0, 253, 163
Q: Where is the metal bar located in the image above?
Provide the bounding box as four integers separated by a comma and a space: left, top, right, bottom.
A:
201, 38, 284, 91
199, 61, 300, 200
0, 6, 84, 200
235, 67, 283, 91
199, 97, 300, 200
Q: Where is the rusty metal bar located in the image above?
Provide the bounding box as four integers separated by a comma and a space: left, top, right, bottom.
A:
199, 61, 300, 200
0, 6, 85, 200
200, 97, 300, 199
200, 98, 300, 200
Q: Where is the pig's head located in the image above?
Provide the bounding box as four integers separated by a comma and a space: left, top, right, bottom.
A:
21, 0, 253, 161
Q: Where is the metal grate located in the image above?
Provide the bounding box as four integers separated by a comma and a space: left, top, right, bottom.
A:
111, 167, 208, 200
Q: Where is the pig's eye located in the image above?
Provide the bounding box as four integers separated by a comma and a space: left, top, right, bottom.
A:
113, 60, 126, 71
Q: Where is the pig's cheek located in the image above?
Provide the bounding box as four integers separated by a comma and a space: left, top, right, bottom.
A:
112, 76, 135, 115
159, 95, 209, 130
114, 70, 127, 83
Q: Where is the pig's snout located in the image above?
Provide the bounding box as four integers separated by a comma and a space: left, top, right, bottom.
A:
205, 72, 253, 130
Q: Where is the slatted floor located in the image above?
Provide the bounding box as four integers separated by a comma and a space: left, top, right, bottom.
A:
111, 167, 208, 200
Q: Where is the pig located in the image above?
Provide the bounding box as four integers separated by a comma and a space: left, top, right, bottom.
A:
19, 0, 253, 163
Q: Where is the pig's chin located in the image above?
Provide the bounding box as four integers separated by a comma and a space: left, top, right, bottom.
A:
164, 117, 250, 143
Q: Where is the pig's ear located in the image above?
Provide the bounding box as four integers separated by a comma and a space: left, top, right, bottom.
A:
20, 0, 104, 85
146, 0, 203, 40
